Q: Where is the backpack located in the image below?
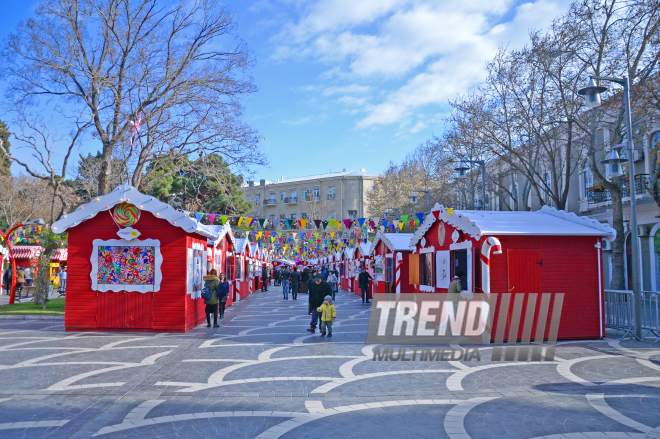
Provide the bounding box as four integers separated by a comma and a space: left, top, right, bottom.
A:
201, 286, 212, 300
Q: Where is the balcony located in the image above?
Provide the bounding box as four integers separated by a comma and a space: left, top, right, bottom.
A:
284, 197, 298, 204
585, 174, 649, 207
263, 199, 277, 206
305, 196, 321, 202
327, 194, 336, 200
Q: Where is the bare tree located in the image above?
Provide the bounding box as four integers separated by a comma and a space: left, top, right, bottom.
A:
0, 175, 54, 230
3, 0, 264, 196
0, 109, 87, 223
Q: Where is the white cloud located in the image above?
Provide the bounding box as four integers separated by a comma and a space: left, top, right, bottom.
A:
273, 0, 573, 130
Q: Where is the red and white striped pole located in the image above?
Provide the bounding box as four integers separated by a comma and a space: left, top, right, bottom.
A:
480, 237, 502, 343
394, 252, 402, 295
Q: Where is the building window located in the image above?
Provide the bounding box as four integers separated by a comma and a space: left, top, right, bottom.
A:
247, 196, 252, 201
270, 193, 276, 201
291, 213, 297, 220
291, 190, 297, 198
302, 189, 309, 199
269, 214, 275, 220
348, 210, 357, 219
255, 194, 261, 202
328, 211, 337, 219
328, 186, 336, 200
313, 188, 320, 197
279, 214, 286, 219
280, 191, 286, 201
302, 213, 309, 219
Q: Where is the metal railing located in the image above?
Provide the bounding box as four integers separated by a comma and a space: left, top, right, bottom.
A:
604, 289, 660, 342
305, 196, 321, 202
263, 199, 277, 205
283, 197, 298, 204
327, 194, 336, 200
586, 174, 649, 206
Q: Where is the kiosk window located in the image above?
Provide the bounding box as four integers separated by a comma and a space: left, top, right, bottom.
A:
451, 249, 470, 291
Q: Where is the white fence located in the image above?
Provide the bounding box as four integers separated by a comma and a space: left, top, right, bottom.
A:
604, 289, 660, 342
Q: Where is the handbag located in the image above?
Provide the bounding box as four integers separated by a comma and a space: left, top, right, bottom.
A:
201, 286, 212, 300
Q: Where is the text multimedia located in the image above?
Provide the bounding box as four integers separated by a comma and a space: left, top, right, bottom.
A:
372, 346, 481, 361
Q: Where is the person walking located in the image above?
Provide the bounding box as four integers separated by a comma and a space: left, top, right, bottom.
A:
59, 267, 67, 295
274, 267, 281, 286
317, 295, 336, 337
25, 266, 32, 286
321, 265, 328, 281
261, 265, 269, 292
327, 271, 338, 301
307, 275, 331, 333
291, 267, 301, 300
218, 272, 230, 319
203, 269, 220, 328
281, 267, 291, 300
448, 272, 464, 296
2, 266, 12, 296
16, 265, 27, 300
358, 267, 373, 304
300, 267, 310, 295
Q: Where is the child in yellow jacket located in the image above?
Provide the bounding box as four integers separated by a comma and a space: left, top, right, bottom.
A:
317, 295, 336, 338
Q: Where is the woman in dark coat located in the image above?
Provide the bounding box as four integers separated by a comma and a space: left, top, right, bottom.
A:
218, 272, 230, 319
204, 269, 220, 328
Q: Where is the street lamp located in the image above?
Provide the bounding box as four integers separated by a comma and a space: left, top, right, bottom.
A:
411, 190, 431, 213
2, 218, 46, 305
600, 143, 626, 178
579, 75, 641, 339
455, 160, 487, 210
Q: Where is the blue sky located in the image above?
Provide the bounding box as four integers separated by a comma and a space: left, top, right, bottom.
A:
1, 0, 573, 181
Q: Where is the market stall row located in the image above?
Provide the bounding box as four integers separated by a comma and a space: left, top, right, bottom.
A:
51, 185, 271, 333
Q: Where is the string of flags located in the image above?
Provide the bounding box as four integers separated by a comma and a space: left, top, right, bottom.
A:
183, 211, 428, 232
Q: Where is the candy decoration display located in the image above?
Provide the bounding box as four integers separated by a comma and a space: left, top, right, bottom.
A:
111, 202, 141, 227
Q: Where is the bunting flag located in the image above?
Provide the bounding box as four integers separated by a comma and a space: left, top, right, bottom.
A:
195, 213, 203, 222
335, 221, 341, 230
322, 220, 329, 229
314, 232, 319, 239
313, 219, 322, 229
207, 214, 216, 224
329, 219, 336, 229
369, 220, 375, 229
401, 214, 409, 223
300, 219, 308, 229
432, 210, 441, 220
259, 218, 266, 228
284, 219, 291, 229
382, 220, 389, 229
409, 220, 416, 229
398, 221, 404, 231
343, 219, 352, 229
416, 212, 425, 223
447, 208, 454, 215
358, 218, 366, 228
221, 215, 229, 225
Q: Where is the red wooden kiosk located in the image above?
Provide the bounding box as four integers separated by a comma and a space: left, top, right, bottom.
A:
408, 203, 615, 340
51, 184, 222, 332
207, 223, 237, 308
352, 241, 372, 297
369, 232, 414, 296
233, 238, 252, 301
340, 248, 355, 292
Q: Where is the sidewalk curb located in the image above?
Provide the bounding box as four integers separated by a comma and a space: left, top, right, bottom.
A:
0, 315, 64, 321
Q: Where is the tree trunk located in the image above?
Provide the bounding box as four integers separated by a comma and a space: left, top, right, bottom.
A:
34, 253, 51, 308
97, 141, 113, 196
609, 188, 626, 290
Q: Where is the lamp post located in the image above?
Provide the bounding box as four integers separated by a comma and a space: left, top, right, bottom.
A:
455, 160, 487, 210
411, 190, 431, 213
578, 75, 642, 339
3, 219, 46, 305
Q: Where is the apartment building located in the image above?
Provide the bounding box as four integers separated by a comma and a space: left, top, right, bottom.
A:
240, 169, 381, 224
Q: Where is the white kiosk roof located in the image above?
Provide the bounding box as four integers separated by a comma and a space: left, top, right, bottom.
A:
52, 184, 219, 240
411, 204, 616, 249
370, 233, 414, 255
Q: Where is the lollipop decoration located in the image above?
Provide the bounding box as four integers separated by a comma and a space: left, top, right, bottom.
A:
112, 202, 141, 227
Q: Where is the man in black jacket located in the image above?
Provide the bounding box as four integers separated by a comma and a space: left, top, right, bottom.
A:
358, 267, 373, 304
281, 268, 291, 299
290, 268, 301, 300
307, 275, 331, 333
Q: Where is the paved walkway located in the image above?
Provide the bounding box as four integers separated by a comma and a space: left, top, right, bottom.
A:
1, 285, 660, 438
